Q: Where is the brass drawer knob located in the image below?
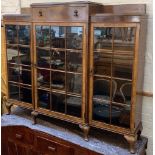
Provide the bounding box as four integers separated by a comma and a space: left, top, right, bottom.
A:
39, 10, 43, 17
74, 10, 78, 17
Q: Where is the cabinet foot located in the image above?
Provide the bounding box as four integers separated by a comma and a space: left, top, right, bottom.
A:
124, 134, 137, 154
4, 96, 13, 115
79, 124, 90, 141
31, 111, 38, 125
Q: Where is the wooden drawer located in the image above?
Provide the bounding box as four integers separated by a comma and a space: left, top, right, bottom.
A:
32, 6, 88, 21
8, 126, 34, 145
35, 136, 74, 155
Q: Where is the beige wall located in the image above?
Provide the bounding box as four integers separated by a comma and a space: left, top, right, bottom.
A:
1, 0, 153, 154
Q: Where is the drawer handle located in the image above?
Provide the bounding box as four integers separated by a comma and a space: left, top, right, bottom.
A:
15, 134, 23, 139
48, 146, 56, 151
39, 10, 43, 17
74, 10, 78, 17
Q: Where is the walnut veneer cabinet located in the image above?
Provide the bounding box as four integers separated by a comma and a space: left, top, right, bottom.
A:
2, 1, 147, 153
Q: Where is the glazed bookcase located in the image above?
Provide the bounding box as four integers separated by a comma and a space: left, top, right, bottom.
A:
4, 21, 34, 110
2, 1, 147, 153
33, 23, 86, 125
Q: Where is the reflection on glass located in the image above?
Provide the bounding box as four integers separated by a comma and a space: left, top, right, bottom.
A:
51, 26, 65, 48
51, 92, 65, 113
36, 26, 50, 47
110, 104, 122, 125
93, 102, 110, 123
66, 27, 83, 49
37, 69, 50, 88
111, 104, 130, 128
112, 80, 131, 104
6, 25, 18, 44
94, 27, 113, 50
38, 90, 50, 109
51, 72, 65, 90
36, 48, 50, 68
9, 84, 19, 100
8, 67, 20, 82
94, 52, 112, 76
93, 78, 111, 102
20, 69, 31, 85
66, 95, 81, 117
7, 45, 18, 64
18, 25, 30, 45
114, 27, 135, 51
20, 87, 32, 103
93, 78, 117, 124
67, 73, 82, 94
112, 53, 133, 79
19, 46, 31, 65
67, 52, 82, 72
51, 50, 65, 70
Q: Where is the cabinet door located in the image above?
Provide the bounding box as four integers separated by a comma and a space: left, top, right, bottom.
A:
6, 24, 33, 106
90, 25, 136, 128
34, 24, 85, 120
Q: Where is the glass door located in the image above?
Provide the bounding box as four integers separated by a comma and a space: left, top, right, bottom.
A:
90, 25, 136, 128
6, 24, 33, 106
34, 24, 85, 120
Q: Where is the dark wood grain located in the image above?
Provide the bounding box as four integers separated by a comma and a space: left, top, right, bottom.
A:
1, 126, 102, 155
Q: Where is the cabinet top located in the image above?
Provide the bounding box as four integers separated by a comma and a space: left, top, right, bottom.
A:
30, 1, 103, 7
2, 2, 146, 22
91, 14, 147, 23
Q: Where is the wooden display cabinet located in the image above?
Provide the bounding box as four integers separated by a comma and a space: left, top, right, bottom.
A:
3, 16, 34, 113
89, 14, 147, 153
2, 1, 147, 153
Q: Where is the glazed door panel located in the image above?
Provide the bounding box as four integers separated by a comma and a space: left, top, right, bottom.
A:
34, 23, 85, 121
5, 24, 33, 107
90, 24, 136, 128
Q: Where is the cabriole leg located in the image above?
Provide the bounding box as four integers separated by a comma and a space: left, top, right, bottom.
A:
79, 124, 90, 141
124, 134, 137, 154
3, 95, 13, 115
31, 111, 38, 125
6, 103, 13, 115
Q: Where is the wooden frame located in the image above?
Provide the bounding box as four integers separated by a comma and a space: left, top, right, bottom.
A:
3, 21, 34, 111
89, 23, 138, 131
2, 2, 147, 153
32, 22, 87, 125
89, 21, 144, 153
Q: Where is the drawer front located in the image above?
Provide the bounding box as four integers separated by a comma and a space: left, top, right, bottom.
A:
36, 136, 74, 155
8, 126, 34, 145
32, 6, 88, 21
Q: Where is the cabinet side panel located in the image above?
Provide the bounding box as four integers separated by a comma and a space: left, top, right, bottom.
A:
1, 22, 7, 96
135, 19, 147, 130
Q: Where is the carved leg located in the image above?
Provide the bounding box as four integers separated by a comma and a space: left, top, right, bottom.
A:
124, 134, 137, 154
3, 95, 13, 115
6, 103, 13, 115
79, 124, 90, 141
31, 111, 38, 125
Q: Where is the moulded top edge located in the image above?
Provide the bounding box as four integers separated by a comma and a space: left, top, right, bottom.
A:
31, 1, 103, 7
3, 14, 31, 18
91, 13, 147, 17
2, 14, 31, 21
